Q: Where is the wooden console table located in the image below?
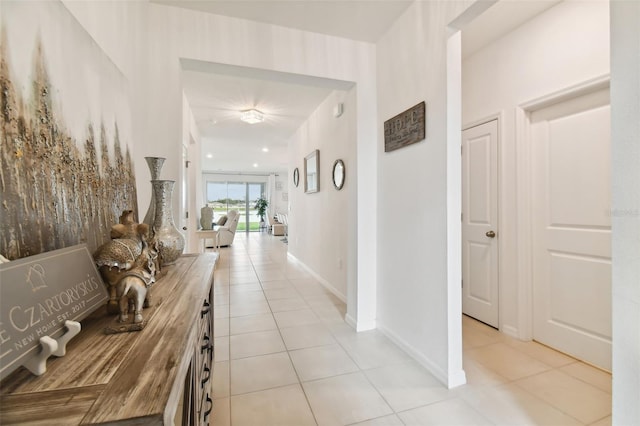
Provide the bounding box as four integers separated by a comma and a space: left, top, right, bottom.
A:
0, 253, 217, 425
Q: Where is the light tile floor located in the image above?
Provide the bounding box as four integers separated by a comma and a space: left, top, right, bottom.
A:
210, 233, 612, 426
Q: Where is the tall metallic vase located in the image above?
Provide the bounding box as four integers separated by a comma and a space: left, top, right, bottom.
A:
151, 180, 185, 265
143, 157, 166, 227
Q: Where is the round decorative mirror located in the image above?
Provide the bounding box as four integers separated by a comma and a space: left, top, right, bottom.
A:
293, 168, 300, 187
332, 159, 345, 190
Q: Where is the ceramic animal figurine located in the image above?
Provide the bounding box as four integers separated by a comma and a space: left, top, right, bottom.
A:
94, 210, 155, 313
117, 275, 147, 323
115, 238, 156, 324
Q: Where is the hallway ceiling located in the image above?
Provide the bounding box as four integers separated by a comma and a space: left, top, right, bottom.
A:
153, 0, 414, 43
181, 61, 352, 174
163, 0, 413, 175
163, 0, 561, 175
183, 70, 326, 174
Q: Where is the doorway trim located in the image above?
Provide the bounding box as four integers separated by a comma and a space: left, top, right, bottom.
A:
445, 0, 498, 388
514, 74, 611, 341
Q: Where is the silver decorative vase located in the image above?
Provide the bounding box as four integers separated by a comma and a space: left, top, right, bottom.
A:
143, 157, 166, 227
151, 180, 185, 265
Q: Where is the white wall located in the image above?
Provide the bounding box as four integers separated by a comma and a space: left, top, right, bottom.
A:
611, 1, 640, 424
462, 1, 610, 337
288, 89, 356, 301
376, 0, 473, 387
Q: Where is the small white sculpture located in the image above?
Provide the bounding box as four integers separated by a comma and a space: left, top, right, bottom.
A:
200, 206, 214, 230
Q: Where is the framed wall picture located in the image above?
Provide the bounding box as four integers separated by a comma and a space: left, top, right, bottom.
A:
383, 101, 426, 152
304, 150, 319, 194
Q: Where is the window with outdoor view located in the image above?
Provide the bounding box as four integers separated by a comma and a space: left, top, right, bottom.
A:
206, 181, 266, 232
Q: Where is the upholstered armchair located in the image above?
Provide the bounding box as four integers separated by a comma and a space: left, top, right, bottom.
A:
215, 210, 240, 247
270, 214, 285, 236
266, 214, 277, 234
275, 213, 288, 242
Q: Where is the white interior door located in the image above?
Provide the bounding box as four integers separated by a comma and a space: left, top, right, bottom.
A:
462, 119, 499, 328
531, 88, 611, 370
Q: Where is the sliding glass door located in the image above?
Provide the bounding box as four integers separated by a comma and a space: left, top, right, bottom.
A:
246, 183, 264, 231
205, 181, 265, 232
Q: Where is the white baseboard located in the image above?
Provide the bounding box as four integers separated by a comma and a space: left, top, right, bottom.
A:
501, 324, 519, 339
286, 253, 346, 303
344, 313, 377, 332
356, 318, 377, 331
287, 254, 378, 332
378, 324, 467, 389
447, 368, 467, 388
344, 313, 357, 330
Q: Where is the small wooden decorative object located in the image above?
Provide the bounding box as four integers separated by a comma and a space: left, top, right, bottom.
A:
384, 101, 426, 152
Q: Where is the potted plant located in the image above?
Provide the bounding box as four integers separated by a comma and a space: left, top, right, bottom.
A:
254, 197, 268, 226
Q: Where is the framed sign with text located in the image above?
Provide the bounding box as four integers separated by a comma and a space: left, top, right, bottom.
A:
0, 244, 109, 380
384, 101, 426, 152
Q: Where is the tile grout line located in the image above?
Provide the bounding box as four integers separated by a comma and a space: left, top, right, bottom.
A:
221, 235, 321, 424
252, 244, 321, 426
254, 237, 399, 425
217, 237, 611, 425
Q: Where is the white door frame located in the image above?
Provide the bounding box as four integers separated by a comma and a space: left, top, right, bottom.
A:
462, 113, 504, 329
514, 74, 611, 341
445, 2, 498, 387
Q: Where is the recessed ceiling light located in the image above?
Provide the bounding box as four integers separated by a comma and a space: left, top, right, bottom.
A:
206, 153, 213, 159
253, 163, 258, 168
240, 109, 264, 124
262, 147, 269, 153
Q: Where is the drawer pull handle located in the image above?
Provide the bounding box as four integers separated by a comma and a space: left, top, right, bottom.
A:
201, 300, 211, 318
201, 365, 211, 388
203, 394, 213, 421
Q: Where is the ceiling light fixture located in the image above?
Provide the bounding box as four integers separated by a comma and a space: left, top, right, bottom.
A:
240, 109, 264, 124
206, 153, 213, 159
262, 147, 269, 152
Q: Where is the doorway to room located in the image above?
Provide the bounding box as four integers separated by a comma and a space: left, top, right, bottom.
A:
458, 0, 612, 370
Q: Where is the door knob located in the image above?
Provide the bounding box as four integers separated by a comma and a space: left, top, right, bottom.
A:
485, 230, 496, 238
182, 226, 187, 231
